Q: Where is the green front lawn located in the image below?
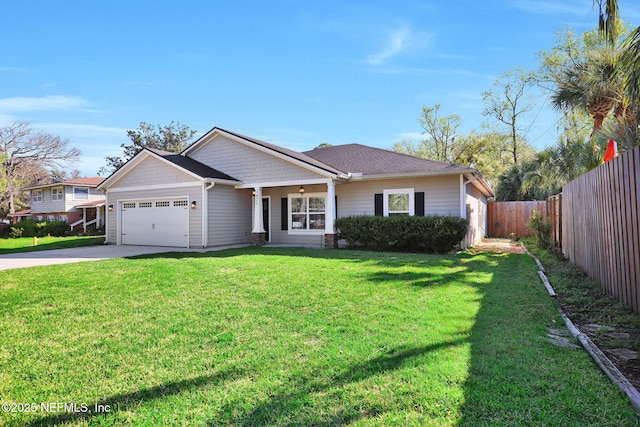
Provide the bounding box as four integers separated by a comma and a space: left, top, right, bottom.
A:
0, 236, 104, 254
0, 248, 636, 426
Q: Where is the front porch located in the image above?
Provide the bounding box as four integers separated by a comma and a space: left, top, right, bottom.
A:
247, 180, 338, 248
71, 200, 106, 233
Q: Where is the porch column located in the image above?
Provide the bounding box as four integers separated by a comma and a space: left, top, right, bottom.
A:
252, 187, 266, 246
96, 206, 102, 229
324, 180, 337, 248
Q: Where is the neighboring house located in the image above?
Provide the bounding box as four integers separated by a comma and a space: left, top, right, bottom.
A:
98, 128, 493, 249
9, 178, 106, 232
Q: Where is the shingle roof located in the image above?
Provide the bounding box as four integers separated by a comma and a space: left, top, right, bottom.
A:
23, 177, 105, 190
75, 199, 106, 208
146, 148, 240, 181
303, 144, 474, 176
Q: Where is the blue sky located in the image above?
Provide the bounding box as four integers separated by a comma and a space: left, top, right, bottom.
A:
1, 1, 639, 177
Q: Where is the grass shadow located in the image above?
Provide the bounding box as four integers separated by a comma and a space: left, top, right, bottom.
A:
24, 368, 244, 426
209, 341, 466, 426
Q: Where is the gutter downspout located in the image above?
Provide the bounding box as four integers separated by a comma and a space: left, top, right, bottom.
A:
203, 180, 215, 247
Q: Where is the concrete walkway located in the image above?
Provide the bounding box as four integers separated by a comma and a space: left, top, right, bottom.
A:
0, 244, 247, 271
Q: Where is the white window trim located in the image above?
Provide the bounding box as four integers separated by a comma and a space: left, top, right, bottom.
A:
73, 186, 89, 200
383, 188, 415, 216
51, 186, 64, 201
288, 192, 327, 235
32, 189, 43, 203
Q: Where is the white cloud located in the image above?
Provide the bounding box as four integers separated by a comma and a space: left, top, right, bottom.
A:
0, 95, 88, 113
367, 25, 411, 66
33, 122, 127, 139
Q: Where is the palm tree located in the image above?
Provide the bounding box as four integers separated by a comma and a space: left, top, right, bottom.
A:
618, 28, 640, 121
551, 49, 621, 135
595, 0, 640, 142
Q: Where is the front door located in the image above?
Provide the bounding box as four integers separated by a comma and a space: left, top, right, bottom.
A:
262, 197, 270, 242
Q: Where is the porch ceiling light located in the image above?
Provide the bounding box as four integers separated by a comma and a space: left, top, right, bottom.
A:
299, 186, 305, 195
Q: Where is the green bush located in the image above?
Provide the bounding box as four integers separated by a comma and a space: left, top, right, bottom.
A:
527, 209, 552, 250
335, 215, 468, 253
10, 219, 69, 238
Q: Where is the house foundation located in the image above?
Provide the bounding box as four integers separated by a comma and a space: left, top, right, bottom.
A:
324, 233, 337, 249
252, 232, 266, 246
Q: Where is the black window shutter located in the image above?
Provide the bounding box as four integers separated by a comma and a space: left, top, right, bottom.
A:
415, 192, 425, 216
335, 195, 338, 218
374, 193, 383, 216
281, 198, 288, 230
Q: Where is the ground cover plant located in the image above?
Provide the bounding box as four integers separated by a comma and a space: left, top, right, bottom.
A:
0, 247, 637, 426
524, 237, 640, 391
0, 236, 104, 255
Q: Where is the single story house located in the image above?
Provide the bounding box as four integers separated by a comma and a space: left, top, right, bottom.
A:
98, 128, 493, 249
10, 177, 106, 232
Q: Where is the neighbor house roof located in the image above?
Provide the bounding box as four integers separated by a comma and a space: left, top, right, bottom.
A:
303, 144, 475, 177
23, 177, 105, 191
75, 199, 106, 208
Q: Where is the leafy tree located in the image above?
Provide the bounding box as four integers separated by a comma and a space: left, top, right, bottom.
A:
314, 142, 332, 149
416, 104, 462, 163
482, 68, 537, 165
521, 136, 597, 199
494, 164, 537, 201
0, 122, 81, 217
99, 121, 196, 175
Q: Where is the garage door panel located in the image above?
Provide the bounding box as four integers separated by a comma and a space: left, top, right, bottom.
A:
120, 199, 189, 247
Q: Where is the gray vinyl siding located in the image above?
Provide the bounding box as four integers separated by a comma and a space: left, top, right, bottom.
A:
189, 135, 325, 183
264, 184, 328, 247
208, 185, 252, 246
336, 176, 461, 217
105, 184, 203, 247
465, 183, 487, 246
262, 177, 461, 247
115, 155, 198, 187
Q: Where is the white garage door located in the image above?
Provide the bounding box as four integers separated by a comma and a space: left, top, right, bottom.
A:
120, 199, 189, 247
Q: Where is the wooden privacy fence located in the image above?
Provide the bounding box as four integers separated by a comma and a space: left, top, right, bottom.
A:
548, 194, 562, 248
487, 201, 547, 238
562, 144, 640, 314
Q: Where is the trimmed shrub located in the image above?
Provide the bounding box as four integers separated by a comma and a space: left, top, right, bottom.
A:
10, 219, 69, 238
527, 209, 552, 250
335, 215, 468, 254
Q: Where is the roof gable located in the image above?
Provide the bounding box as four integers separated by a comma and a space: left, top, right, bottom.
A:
183, 127, 346, 178
98, 148, 239, 190
146, 148, 238, 181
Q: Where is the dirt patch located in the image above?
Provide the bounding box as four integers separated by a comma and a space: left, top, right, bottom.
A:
471, 238, 525, 254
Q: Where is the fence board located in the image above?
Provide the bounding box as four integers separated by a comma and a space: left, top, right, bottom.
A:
487, 201, 547, 238
562, 144, 640, 314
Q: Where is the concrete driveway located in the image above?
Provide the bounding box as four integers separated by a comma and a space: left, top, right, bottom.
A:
0, 245, 206, 271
